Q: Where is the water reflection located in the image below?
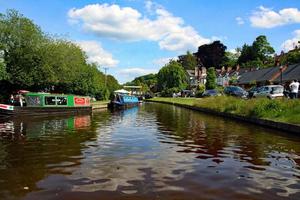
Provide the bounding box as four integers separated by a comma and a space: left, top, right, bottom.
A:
0, 104, 299, 200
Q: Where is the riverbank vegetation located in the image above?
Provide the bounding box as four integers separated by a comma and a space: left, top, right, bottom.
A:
127, 34, 300, 97
148, 97, 300, 125
0, 10, 120, 102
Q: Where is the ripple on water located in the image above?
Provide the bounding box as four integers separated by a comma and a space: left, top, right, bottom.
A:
0, 105, 300, 200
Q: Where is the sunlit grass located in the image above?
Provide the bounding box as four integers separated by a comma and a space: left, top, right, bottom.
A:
149, 97, 300, 125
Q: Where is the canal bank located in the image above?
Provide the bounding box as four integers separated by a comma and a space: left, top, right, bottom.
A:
146, 97, 300, 134
91, 101, 108, 110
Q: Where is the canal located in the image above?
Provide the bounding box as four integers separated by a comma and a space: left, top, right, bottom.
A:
0, 103, 300, 200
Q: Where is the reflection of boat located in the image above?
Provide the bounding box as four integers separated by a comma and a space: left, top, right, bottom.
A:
0, 114, 91, 139
0, 92, 92, 116
108, 89, 139, 109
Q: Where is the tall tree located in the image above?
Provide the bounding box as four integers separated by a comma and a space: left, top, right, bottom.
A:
178, 51, 197, 70
205, 67, 217, 89
157, 60, 187, 91
252, 35, 275, 62
238, 35, 275, 67
195, 41, 227, 69
0, 9, 46, 88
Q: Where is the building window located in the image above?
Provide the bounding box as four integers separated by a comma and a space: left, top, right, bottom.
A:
45, 96, 56, 105
57, 97, 67, 105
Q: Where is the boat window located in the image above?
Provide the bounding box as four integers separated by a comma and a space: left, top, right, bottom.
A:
25, 96, 41, 106
57, 97, 67, 105
45, 96, 56, 105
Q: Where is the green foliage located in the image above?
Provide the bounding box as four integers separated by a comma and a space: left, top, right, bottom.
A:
0, 9, 120, 100
0, 60, 7, 80
221, 51, 239, 68
178, 51, 197, 70
205, 67, 216, 89
126, 73, 157, 93
280, 49, 300, 65
249, 100, 283, 118
196, 84, 205, 97
151, 96, 300, 125
195, 40, 227, 69
238, 35, 275, 68
252, 35, 275, 61
161, 87, 180, 97
157, 60, 187, 91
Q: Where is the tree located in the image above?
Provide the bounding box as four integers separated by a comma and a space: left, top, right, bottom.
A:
205, 67, 216, 89
237, 35, 275, 68
252, 35, 275, 62
195, 41, 227, 69
237, 44, 255, 65
221, 51, 239, 68
0, 9, 120, 100
157, 60, 187, 91
0, 10, 46, 89
178, 51, 197, 70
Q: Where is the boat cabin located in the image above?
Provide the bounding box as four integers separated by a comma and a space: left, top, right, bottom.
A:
24, 93, 91, 107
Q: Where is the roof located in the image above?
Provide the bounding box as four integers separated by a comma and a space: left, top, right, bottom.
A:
123, 85, 142, 89
238, 66, 282, 84
274, 63, 300, 82
114, 89, 130, 94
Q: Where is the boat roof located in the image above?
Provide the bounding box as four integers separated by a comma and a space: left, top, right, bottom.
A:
25, 92, 89, 97
114, 89, 130, 94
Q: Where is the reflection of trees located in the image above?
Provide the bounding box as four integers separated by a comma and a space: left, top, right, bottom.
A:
145, 103, 230, 161
0, 112, 111, 199
146, 103, 300, 167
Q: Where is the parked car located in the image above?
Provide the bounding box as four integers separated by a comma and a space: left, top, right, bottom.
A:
202, 89, 221, 97
248, 86, 261, 98
252, 85, 284, 99
181, 90, 195, 97
224, 86, 248, 98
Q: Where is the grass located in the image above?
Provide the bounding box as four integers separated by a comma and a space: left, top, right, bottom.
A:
149, 96, 300, 125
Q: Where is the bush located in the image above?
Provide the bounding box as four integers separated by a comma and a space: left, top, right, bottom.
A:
161, 87, 180, 97
248, 99, 283, 118
196, 84, 205, 97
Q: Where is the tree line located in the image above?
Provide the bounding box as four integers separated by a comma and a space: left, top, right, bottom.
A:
0, 10, 120, 101
127, 35, 300, 96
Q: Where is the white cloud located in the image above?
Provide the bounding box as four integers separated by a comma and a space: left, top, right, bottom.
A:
235, 17, 244, 25
153, 57, 177, 66
281, 30, 300, 52
250, 6, 300, 28
76, 40, 119, 67
117, 67, 158, 83
68, 3, 210, 52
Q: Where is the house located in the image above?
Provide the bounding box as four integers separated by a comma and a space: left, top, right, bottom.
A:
237, 65, 291, 88
216, 66, 251, 86
186, 67, 207, 87
273, 63, 300, 84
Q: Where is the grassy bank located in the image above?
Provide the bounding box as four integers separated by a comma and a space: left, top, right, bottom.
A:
149, 97, 300, 125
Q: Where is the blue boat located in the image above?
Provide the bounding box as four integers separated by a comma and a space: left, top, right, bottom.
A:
108, 89, 140, 109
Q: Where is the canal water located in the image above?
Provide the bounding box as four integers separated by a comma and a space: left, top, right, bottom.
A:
0, 103, 300, 200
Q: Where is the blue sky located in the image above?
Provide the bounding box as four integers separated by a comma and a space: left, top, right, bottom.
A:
0, 0, 300, 83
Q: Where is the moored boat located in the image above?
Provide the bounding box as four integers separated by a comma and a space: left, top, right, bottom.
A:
108, 89, 139, 109
0, 92, 92, 116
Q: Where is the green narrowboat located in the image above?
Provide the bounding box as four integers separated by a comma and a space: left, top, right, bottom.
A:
0, 92, 92, 116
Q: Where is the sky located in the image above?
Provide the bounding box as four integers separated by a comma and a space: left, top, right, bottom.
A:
0, 0, 300, 83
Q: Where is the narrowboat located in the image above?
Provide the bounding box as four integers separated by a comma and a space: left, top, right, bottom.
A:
108, 89, 139, 109
0, 92, 92, 116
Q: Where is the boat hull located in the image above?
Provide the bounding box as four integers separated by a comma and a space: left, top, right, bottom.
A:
0, 105, 92, 116
107, 101, 139, 110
